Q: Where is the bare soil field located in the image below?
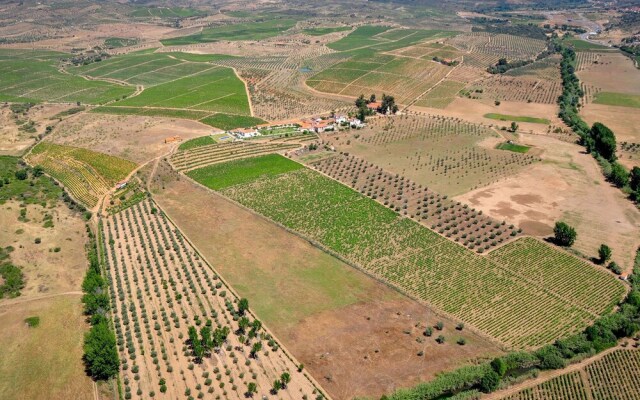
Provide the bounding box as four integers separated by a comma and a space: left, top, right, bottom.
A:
50, 112, 213, 163
0, 201, 93, 400
152, 167, 503, 400
455, 134, 640, 271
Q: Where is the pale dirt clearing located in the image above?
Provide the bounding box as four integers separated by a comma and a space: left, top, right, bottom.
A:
456, 134, 640, 271
49, 112, 215, 163
0, 103, 74, 156
412, 97, 560, 134
152, 169, 503, 400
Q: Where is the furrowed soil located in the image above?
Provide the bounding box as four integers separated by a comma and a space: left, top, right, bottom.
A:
455, 134, 640, 272
152, 166, 502, 400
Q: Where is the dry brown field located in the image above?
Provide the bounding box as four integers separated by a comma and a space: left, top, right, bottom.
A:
152, 164, 503, 400
455, 134, 640, 272
577, 52, 640, 94
50, 112, 214, 163
0, 202, 94, 400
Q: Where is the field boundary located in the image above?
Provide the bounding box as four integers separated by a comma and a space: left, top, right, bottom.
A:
169, 163, 511, 351
151, 196, 333, 400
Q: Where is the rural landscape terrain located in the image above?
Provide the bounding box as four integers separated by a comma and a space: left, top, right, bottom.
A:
1, 0, 640, 399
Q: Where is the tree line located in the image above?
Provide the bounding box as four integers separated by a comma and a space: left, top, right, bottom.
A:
558, 42, 640, 202
82, 225, 119, 381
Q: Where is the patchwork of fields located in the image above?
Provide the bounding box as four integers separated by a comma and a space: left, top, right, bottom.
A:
160, 19, 298, 46
27, 142, 137, 208
186, 154, 625, 349
69, 52, 266, 129
0, 50, 134, 104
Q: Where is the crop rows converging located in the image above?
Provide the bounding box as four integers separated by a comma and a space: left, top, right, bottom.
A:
307, 52, 452, 105
103, 200, 320, 399
447, 33, 547, 66
312, 153, 521, 253
500, 349, 640, 400
188, 157, 625, 348
170, 142, 301, 172
337, 114, 539, 195
27, 142, 136, 208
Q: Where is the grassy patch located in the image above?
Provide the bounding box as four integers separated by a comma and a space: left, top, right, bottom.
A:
496, 142, 531, 153
303, 26, 352, 36
187, 154, 302, 190
103, 38, 138, 48
0, 264, 24, 299
200, 114, 266, 130
178, 136, 216, 151
24, 317, 40, 328
593, 92, 640, 109
484, 113, 550, 124
564, 37, 612, 52
92, 107, 211, 120
160, 19, 297, 46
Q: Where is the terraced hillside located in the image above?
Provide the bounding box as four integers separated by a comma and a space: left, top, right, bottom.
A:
27, 142, 136, 208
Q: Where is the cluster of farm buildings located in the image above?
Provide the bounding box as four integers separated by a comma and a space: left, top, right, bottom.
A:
229, 115, 365, 139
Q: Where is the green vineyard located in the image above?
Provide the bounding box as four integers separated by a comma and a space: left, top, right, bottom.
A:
188, 157, 625, 348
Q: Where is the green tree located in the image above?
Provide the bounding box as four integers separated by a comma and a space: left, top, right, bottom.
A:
590, 123, 617, 161
246, 382, 257, 396
630, 166, 640, 191
609, 163, 629, 188
238, 298, 249, 315
598, 244, 612, 265
281, 372, 291, 388
238, 317, 250, 333
84, 320, 119, 380
14, 169, 27, 180
491, 357, 507, 377
355, 94, 367, 108
510, 121, 519, 132
479, 370, 501, 393
251, 341, 262, 358
553, 221, 577, 247
272, 379, 282, 392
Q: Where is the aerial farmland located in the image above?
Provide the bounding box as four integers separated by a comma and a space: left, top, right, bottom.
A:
1, 1, 640, 400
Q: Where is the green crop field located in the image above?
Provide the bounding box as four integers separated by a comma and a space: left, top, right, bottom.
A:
303, 26, 352, 36
496, 142, 531, 153
177, 136, 216, 151
0, 50, 134, 104
187, 156, 625, 349
326, 25, 393, 51
593, 91, 640, 109
78, 52, 263, 129
484, 113, 551, 124
186, 154, 302, 190
564, 37, 613, 52
27, 142, 137, 207
160, 19, 297, 46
